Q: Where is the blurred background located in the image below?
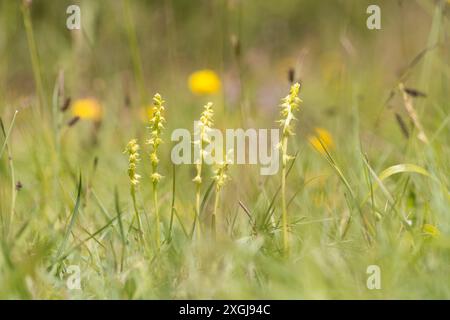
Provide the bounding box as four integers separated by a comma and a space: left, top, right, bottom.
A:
1, 0, 447, 122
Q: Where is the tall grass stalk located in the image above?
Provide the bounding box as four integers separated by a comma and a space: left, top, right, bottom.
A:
123, 0, 148, 106
21, 2, 46, 114
0, 111, 18, 160
51, 71, 64, 154
0, 115, 18, 239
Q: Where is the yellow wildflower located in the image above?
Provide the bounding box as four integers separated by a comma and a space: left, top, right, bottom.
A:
308, 127, 334, 155
423, 224, 440, 238
71, 98, 103, 121
188, 69, 221, 95
139, 105, 154, 122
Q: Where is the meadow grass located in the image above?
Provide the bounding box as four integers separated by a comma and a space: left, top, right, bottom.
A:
0, 0, 449, 299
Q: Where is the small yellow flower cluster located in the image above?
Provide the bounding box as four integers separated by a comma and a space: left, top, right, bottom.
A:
213, 161, 230, 191
199, 102, 214, 129
193, 102, 214, 185
213, 149, 233, 191
423, 224, 440, 238
124, 139, 141, 187
188, 69, 221, 95
278, 83, 302, 137
278, 82, 302, 166
147, 93, 166, 185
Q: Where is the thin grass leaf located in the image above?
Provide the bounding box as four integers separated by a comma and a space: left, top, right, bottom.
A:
92, 189, 112, 220
173, 207, 189, 238
59, 216, 117, 263
200, 180, 215, 217
114, 186, 126, 271
54, 173, 82, 262
361, 161, 431, 230
238, 200, 257, 234
79, 225, 106, 250
0, 111, 19, 160
114, 187, 126, 246
261, 150, 299, 229
378, 163, 432, 181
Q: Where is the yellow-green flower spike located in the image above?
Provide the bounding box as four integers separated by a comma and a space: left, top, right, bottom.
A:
192, 102, 215, 239
147, 93, 166, 250
147, 93, 166, 185
211, 157, 231, 237
193, 102, 214, 185
278, 82, 302, 138
124, 139, 141, 187
278, 82, 302, 255
213, 161, 230, 190
124, 138, 145, 246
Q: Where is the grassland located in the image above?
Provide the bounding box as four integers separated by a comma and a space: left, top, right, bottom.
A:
0, 0, 449, 299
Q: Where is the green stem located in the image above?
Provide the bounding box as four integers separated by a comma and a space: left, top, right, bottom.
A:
131, 187, 144, 245
212, 188, 220, 239
195, 183, 202, 238
281, 136, 289, 255
153, 185, 161, 249
0, 115, 17, 240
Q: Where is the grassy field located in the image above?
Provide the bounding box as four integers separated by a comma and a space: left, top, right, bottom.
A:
0, 0, 449, 299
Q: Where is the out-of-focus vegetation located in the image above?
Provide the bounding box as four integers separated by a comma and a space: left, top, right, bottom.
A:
0, 0, 449, 299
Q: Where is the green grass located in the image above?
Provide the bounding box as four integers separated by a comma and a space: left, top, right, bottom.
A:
0, 0, 449, 299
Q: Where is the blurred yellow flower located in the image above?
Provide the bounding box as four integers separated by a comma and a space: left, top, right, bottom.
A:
320, 51, 345, 83
308, 127, 334, 155
71, 98, 103, 121
188, 69, 221, 95
423, 224, 440, 238
139, 105, 153, 122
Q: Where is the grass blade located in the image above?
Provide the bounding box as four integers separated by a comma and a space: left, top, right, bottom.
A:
378, 163, 431, 181
0, 111, 19, 160
54, 173, 82, 261
114, 187, 126, 246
